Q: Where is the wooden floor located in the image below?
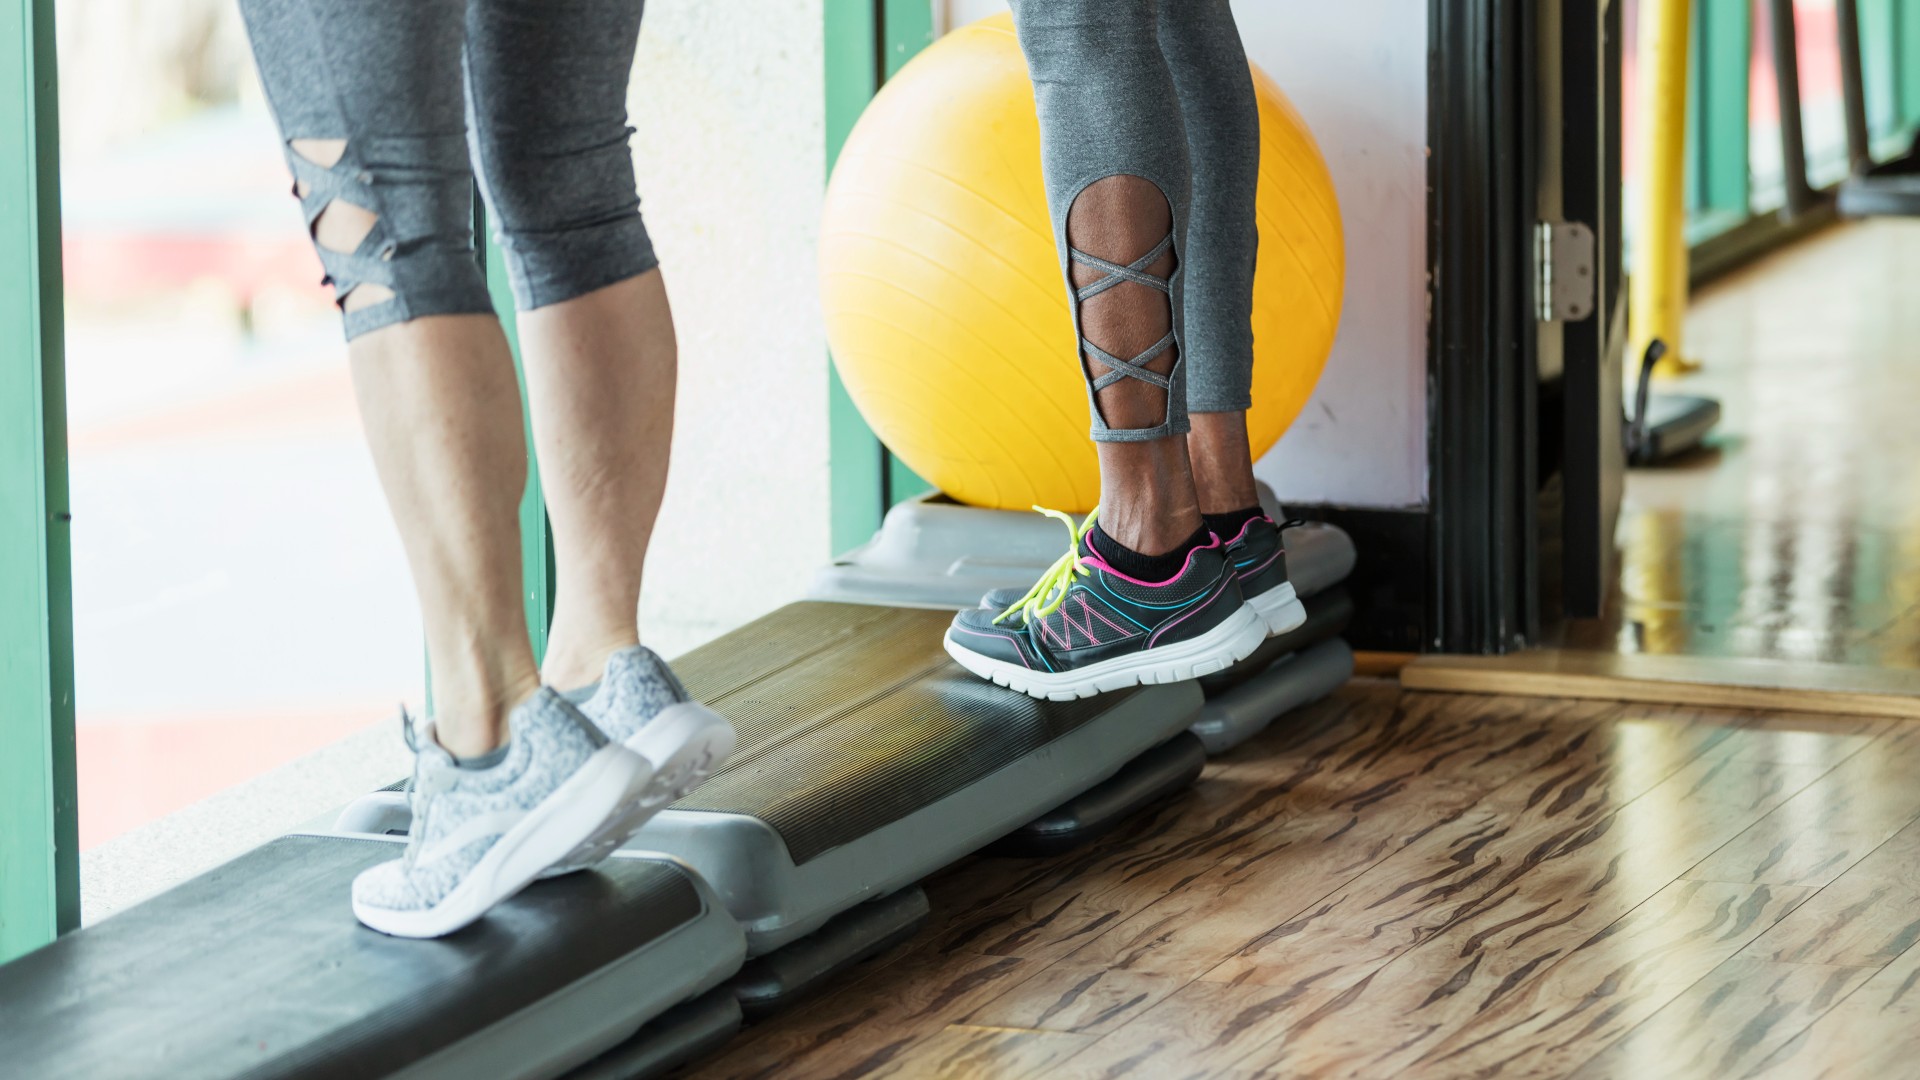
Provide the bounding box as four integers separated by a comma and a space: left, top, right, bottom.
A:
1563, 217, 1920, 670
683, 680, 1920, 1079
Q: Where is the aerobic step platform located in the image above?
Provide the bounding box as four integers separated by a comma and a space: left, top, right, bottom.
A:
631, 601, 1201, 953
810, 486, 1357, 612
0, 836, 744, 1080
339, 602, 1202, 993
1192, 588, 1356, 753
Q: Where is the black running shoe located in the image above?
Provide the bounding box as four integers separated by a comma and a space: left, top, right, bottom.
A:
981, 514, 1308, 638
945, 508, 1267, 700
1220, 514, 1307, 636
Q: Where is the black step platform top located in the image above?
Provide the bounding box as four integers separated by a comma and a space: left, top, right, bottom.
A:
0, 835, 704, 1080
670, 602, 1164, 864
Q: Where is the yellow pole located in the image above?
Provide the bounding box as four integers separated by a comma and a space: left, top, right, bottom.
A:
1630, 0, 1702, 376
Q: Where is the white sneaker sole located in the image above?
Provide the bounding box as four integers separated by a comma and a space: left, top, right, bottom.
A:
353, 742, 649, 939
945, 602, 1268, 701
539, 701, 737, 878
627, 701, 738, 810
1247, 581, 1307, 636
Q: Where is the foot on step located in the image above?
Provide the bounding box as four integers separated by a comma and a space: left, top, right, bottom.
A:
981, 512, 1307, 638
945, 507, 1266, 701
1216, 513, 1307, 636
351, 689, 652, 939
565, 646, 737, 814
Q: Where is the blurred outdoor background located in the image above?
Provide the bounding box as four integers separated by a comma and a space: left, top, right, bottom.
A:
58, 0, 421, 858
59, 0, 831, 919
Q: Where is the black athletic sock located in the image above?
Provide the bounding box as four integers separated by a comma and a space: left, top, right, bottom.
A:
1089, 522, 1210, 583
1203, 505, 1267, 543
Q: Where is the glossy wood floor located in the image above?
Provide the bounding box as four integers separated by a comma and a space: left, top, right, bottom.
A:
1563, 218, 1920, 669
683, 680, 1920, 1079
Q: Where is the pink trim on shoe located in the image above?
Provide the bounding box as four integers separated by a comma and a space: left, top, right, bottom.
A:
1059, 604, 1102, 648
1082, 532, 1226, 588
1224, 515, 1275, 547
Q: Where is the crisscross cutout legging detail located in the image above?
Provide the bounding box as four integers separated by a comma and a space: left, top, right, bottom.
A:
238, 0, 656, 341
1075, 234, 1177, 401
1010, 0, 1261, 442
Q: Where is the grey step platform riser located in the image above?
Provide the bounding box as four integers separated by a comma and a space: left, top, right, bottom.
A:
0, 836, 744, 1080
403, 876, 743, 1080
1191, 638, 1356, 754
990, 731, 1207, 858
810, 485, 1356, 611
631, 686, 1195, 954
561, 987, 742, 1080
731, 887, 930, 1019
1198, 587, 1353, 697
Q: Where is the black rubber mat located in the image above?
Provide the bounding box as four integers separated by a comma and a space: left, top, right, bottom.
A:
672, 602, 1152, 864
0, 835, 704, 1080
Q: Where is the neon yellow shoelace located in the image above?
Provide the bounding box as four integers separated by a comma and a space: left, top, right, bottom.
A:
993, 505, 1099, 627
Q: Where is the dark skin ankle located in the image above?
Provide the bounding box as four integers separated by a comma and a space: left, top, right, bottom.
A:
1187, 410, 1261, 515
1070, 175, 1205, 556
1097, 438, 1204, 555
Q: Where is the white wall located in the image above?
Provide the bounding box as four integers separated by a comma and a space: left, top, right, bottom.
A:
939, 0, 1430, 509
629, 1, 832, 655
1236, 2, 1428, 509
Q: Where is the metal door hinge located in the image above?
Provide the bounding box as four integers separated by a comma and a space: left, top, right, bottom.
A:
1534, 220, 1596, 322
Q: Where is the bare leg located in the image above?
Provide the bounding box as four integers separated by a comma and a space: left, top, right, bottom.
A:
1188, 411, 1261, 515
517, 271, 677, 692
1069, 175, 1205, 556
348, 314, 539, 758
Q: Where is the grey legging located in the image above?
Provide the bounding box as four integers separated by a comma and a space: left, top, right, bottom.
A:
1009, 0, 1260, 442
238, 0, 654, 340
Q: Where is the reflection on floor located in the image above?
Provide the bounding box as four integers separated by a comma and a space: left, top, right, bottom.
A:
689, 681, 1920, 1079
1565, 218, 1920, 668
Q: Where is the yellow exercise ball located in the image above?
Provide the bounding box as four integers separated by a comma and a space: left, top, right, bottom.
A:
820, 13, 1344, 513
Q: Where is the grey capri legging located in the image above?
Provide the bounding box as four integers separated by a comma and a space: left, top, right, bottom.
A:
238, 0, 655, 340
1009, 0, 1260, 441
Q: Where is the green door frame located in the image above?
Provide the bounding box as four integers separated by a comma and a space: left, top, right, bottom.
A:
1685, 0, 1753, 233
1673, 0, 1920, 278
0, 8, 553, 958
0, 0, 77, 963
824, 0, 935, 554
473, 206, 556, 661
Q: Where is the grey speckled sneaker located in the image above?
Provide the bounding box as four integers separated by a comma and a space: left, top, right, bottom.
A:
351, 689, 651, 939
568, 646, 736, 808
538, 646, 738, 879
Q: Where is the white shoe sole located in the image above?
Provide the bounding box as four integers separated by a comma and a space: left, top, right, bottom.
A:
627, 701, 737, 810
539, 701, 737, 878
945, 602, 1268, 701
1247, 581, 1307, 636
353, 742, 649, 939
